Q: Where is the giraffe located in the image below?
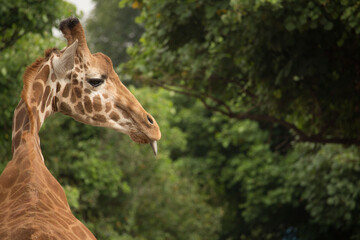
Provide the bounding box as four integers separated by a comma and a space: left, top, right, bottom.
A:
0, 17, 161, 239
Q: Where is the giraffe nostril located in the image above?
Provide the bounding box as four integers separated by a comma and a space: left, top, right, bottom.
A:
147, 115, 154, 125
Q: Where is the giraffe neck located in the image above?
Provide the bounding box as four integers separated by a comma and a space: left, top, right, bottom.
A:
11, 60, 58, 158
1, 57, 96, 239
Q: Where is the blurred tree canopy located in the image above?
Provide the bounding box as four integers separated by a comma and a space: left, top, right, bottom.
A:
1, 1, 223, 240
86, 0, 144, 66
122, 0, 360, 146
0, 0, 75, 161
1, 0, 360, 240
0, 0, 73, 51
119, 0, 360, 239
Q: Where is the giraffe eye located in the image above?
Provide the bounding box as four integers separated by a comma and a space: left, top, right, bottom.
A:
87, 78, 104, 87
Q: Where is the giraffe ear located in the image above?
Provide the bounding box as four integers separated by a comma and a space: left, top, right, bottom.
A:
53, 40, 78, 78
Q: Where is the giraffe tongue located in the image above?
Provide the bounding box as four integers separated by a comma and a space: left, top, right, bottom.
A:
150, 141, 157, 156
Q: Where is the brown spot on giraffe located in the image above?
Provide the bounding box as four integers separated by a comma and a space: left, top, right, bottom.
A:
10, 228, 35, 240
84, 96, 92, 113
74, 87, 82, 98
62, 83, 71, 98
122, 110, 131, 119
52, 96, 59, 112
92, 114, 106, 122
70, 90, 76, 103
45, 111, 50, 119
15, 108, 26, 131
0, 192, 8, 203
0, 232, 8, 239
37, 65, 50, 84
120, 122, 132, 127
93, 95, 102, 111
23, 115, 30, 131
0, 166, 19, 189
56, 82, 61, 93
110, 111, 120, 122
32, 82, 43, 105
41, 86, 51, 113
51, 73, 56, 82
105, 102, 111, 113
75, 102, 85, 114
66, 72, 71, 79
60, 102, 72, 114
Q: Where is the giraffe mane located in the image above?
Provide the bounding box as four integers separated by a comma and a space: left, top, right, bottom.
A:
22, 48, 58, 95
21, 48, 59, 133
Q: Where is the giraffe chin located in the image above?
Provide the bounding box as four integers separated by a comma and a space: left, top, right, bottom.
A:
129, 131, 151, 144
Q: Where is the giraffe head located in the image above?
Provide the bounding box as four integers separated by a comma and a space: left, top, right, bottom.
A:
50, 17, 160, 154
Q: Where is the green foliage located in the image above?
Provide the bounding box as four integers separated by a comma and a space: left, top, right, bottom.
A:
0, 0, 75, 51
117, 3, 360, 236
235, 144, 360, 240
289, 145, 360, 235
122, 0, 360, 144
64, 185, 80, 210
172, 96, 360, 239
1, 1, 360, 240
0, 0, 74, 163
86, 0, 143, 65
114, 158, 222, 240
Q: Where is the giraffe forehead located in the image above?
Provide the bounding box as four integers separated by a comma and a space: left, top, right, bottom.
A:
85, 68, 104, 78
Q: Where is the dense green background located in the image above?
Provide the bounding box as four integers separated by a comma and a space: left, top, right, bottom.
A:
1, 0, 360, 239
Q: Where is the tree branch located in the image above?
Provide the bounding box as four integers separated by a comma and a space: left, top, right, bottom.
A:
136, 75, 360, 145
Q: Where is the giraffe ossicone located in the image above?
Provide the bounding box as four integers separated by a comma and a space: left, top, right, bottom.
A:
0, 17, 161, 239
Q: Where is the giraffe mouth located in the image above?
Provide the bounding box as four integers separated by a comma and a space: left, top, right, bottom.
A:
115, 104, 158, 156
128, 131, 157, 156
